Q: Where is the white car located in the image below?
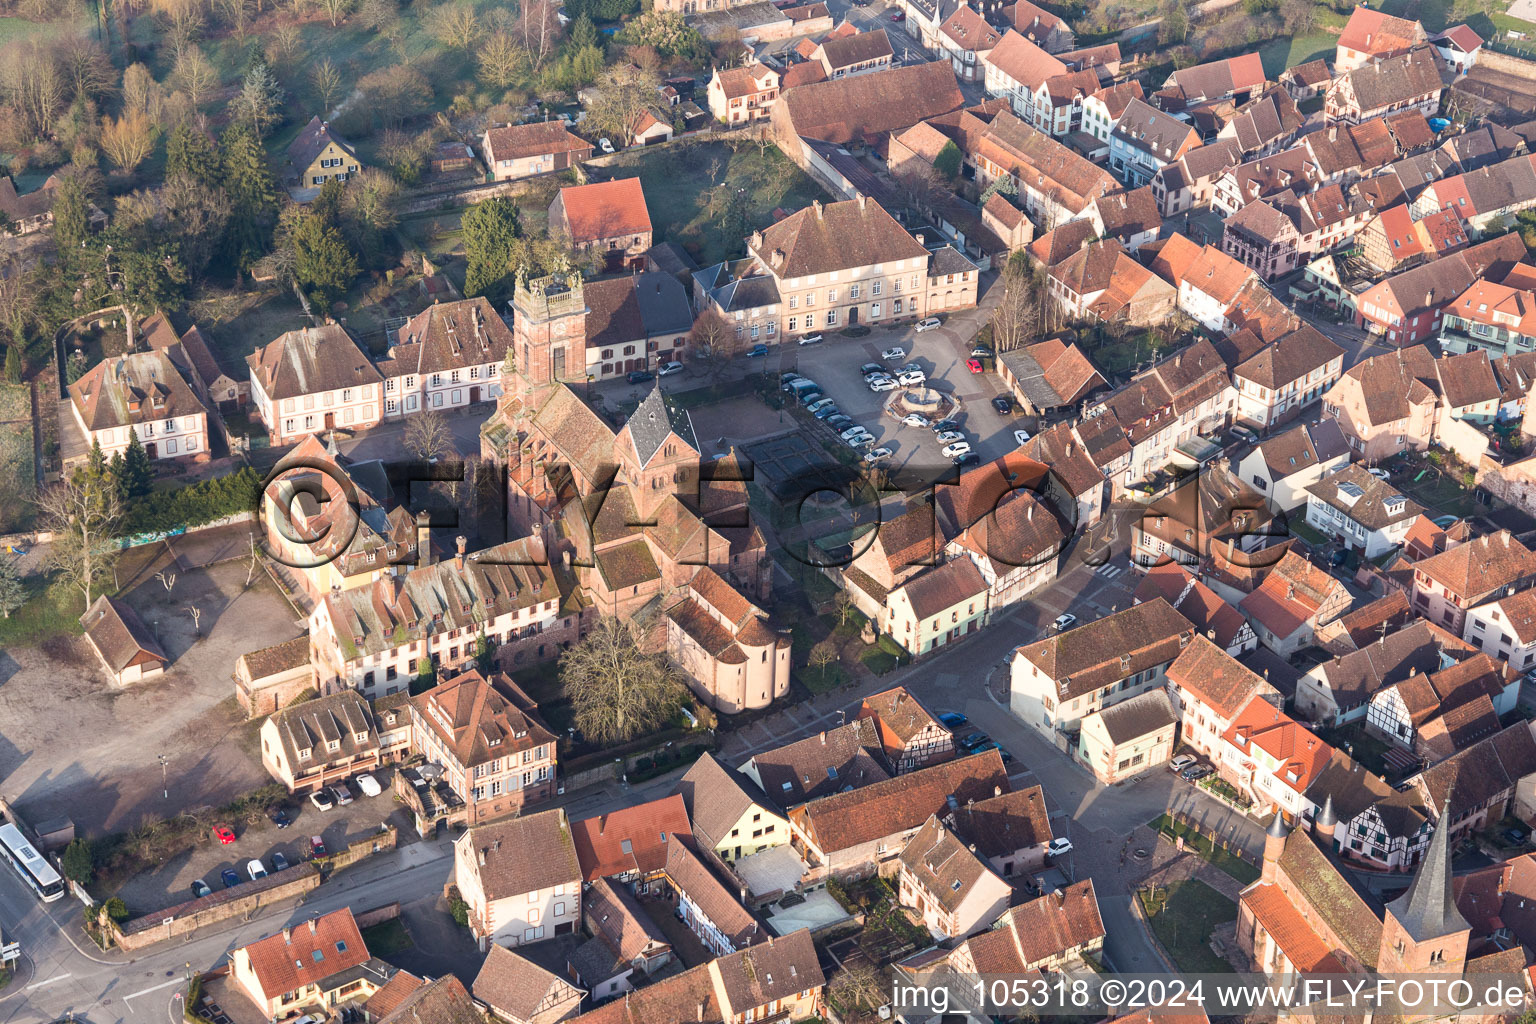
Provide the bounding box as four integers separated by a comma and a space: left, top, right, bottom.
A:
935, 430, 965, 445
355, 773, 383, 797
1170, 754, 1197, 773
845, 431, 875, 448
246, 859, 268, 881
897, 370, 926, 386
1367, 467, 1390, 481
940, 441, 972, 458
329, 784, 354, 806
1047, 837, 1074, 857
864, 447, 893, 463
1052, 612, 1077, 631
881, 347, 905, 361
914, 317, 942, 332
657, 361, 684, 376
1014, 429, 1031, 445
840, 425, 869, 441
806, 397, 835, 413
901, 413, 930, 428
598, 138, 614, 153
869, 377, 898, 392
797, 333, 825, 346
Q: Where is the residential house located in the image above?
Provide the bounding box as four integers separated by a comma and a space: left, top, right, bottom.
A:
1326, 45, 1447, 125
236, 636, 315, 718
959, 110, 1119, 228
897, 815, 1012, 939
1216, 697, 1332, 821
453, 809, 583, 948
139, 310, 242, 414
1408, 723, 1536, 840
675, 754, 789, 862
1320, 345, 1442, 458
948, 783, 1054, 878
707, 63, 781, 124
740, 718, 891, 810
1150, 138, 1244, 217
856, 686, 955, 771
1109, 98, 1202, 187
1004, 0, 1074, 52
1154, 53, 1268, 112
1305, 463, 1426, 558
1412, 530, 1536, 634
937, 6, 1001, 82
549, 178, 653, 272
981, 30, 1067, 124
1164, 634, 1282, 761
1145, 564, 1259, 656
228, 909, 379, 1019
788, 750, 1008, 879
1085, 187, 1162, 251
837, 502, 943, 619
1365, 652, 1516, 755
287, 116, 362, 190
1130, 466, 1278, 570
1336, 5, 1427, 71
1010, 597, 1195, 739
665, 567, 790, 714
409, 668, 558, 825
933, 453, 1066, 610
948, 881, 1106, 974
659, 838, 764, 955
568, 877, 672, 1001
1237, 549, 1353, 658
1280, 59, 1332, 101
882, 557, 991, 657
1441, 265, 1536, 357
1018, 422, 1108, 529
1081, 79, 1144, 145
68, 350, 210, 462
981, 193, 1035, 251
481, 122, 593, 181
247, 323, 383, 445
1294, 618, 1474, 725
1432, 23, 1484, 75
1314, 590, 1417, 655
1436, 349, 1503, 423
1359, 204, 1470, 273
770, 60, 965, 167
571, 794, 692, 883
812, 27, 893, 79
582, 271, 695, 380
1236, 418, 1352, 513
259, 690, 380, 794
472, 944, 586, 1024
1307, 754, 1430, 870
1077, 688, 1178, 783
1231, 326, 1346, 428
1160, 242, 1258, 333
1043, 238, 1177, 326
1464, 588, 1536, 673
378, 297, 512, 417
1409, 154, 1536, 233
1216, 87, 1303, 159
692, 264, 783, 352
0, 174, 62, 234
79, 594, 168, 685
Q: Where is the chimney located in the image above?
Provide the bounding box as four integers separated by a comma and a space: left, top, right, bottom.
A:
994, 785, 1002, 796
857, 192, 867, 210
417, 511, 434, 568
282, 926, 293, 943
456, 534, 467, 571
813, 199, 824, 219
477, 849, 486, 866
819, 731, 826, 744
308, 918, 318, 935
771, 248, 785, 268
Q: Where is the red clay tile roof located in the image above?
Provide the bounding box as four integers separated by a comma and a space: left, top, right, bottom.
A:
412, 669, 555, 770
752, 196, 926, 279
895, 557, 989, 619
556, 178, 652, 244
1166, 634, 1279, 720
238, 908, 369, 1000
459, 807, 582, 900
1415, 530, 1536, 599
999, 879, 1106, 966
1221, 698, 1332, 793
1241, 882, 1349, 973
1017, 598, 1194, 701
986, 29, 1067, 88
1338, 6, 1425, 56
484, 121, 593, 162
776, 61, 964, 144
571, 794, 692, 880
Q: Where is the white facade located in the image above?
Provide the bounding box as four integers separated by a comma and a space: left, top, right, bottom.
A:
1236, 444, 1351, 515
1305, 492, 1417, 559
453, 831, 580, 947
1234, 355, 1345, 428
1465, 596, 1536, 674
382, 360, 504, 419
252, 375, 381, 445
77, 413, 207, 462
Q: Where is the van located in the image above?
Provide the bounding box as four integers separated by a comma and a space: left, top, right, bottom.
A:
788, 379, 819, 397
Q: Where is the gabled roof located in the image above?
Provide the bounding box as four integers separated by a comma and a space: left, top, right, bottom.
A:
894, 557, 989, 618
997, 879, 1105, 966
1233, 325, 1344, 390
1415, 530, 1536, 599
1112, 98, 1200, 161
746, 718, 890, 808
381, 297, 513, 377
556, 178, 652, 243
1315, 618, 1474, 711
1275, 827, 1384, 967
949, 783, 1052, 856
287, 115, 359, 170
985, 29, 1067, 89
1132, 562, 1249, 651
940, 4, 1001, 51
751, 196, 926, 279
70, 349, 207, 433
1222, 698, 1332, 794
460, 807, 582, 900
1253, 417, 1349, 480
897, 814, 1004, 915
675, 753, 780, 849
1334, 45, 1447, 114
269, 689, 377, 768
237, 908, 370, 1001
776, 61, 965, 145
1016, 598, 1194, 702
247, 323, 382, 401
483, 121, 593, 162
1166, 633, 1280, 720
412, 668, 555, 770
818, 27, 894, 70
571, 794, 692, 881
473, 945, 584, 1022
80, 593, 169, 672
1305, 463, 1425, 531
1338, 5, 1425, 57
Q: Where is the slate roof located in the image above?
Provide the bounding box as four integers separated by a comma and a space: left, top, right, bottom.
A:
752, 196, 926, 279
1387, 792, 1470, 942
1016, 598, 1194, 702
625, 381, 698, 465
247, 323, 382, 401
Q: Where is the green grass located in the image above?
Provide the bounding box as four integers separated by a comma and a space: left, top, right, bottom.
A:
0, 383, 33, 534
1150, 814, 1261, 886
360, 918, 414, 956
0, 7, 95, 46
1259, 31, 1339, 77
0, 576, 72, 650
1138, 879, 1238, 974
796, 663, 850, 694
1287, 517, 1329, 548
0, 382, 29, 421
593, 141, 827, 267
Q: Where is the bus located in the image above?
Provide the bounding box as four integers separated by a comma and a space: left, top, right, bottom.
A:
0, 823, 64, 902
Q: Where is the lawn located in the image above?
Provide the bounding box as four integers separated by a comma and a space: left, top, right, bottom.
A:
591, 140, 828, 267
0, 382, 35, 534
1397, 466, 1479, 519
1138, 879, 1238, 974
1149, 814, 1261, 886
360, 918, 414, 957
1258, 31, 1339, 77
0, 578, 86, 648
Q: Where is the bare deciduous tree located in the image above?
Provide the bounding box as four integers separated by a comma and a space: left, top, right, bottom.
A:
403, 408, 454, 461
317, 0, 352, 27
828, 961, 887, 1014
810, 641, 836, 681
57, 37, 115, 103
101, 109, 158, 172
517, 0, 563, 69
991, 274, 1039, 353
560, 617, 686, 744
430, 3, 481, 49
309, 57, 345, 114
186, 604, 202, 637
173, 47, 218, 109
586, 63, 662, 148
155, 570, 177, 592
1, 41, 68, 140
689, 308, 738, 381
37, 473, 122, 612
477, 30, 528, 88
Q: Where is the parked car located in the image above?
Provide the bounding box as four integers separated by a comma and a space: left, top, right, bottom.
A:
931, 418, 960, 432
781, 372, 805, 385
626, 369, 654, 384
268, 807, 291, 829
938, 711, 967, 728
1367, 467, 1391, 481
310, 835, 328, 857
953, 452, 980, 467
1047, 837, 1074, 857
869, 377, 898, 392
826, 414, 853, 430
309, 790, 335, 811
846, 433, 877, 449
1181, 764, 1214, 782
1013, 429, 1031, 445
935, 430, 964, 444
915, 317, 942, 332
861, 362, 886, 377
901, 413, 930, 428
966, 358, 984, 373
940, 440, 972, 458
212, 824, 236, 845
191, 879, 212, 898
814, 404, 841, 420
1170, 754, 1197, 773
657, 361, 684, 376
1052, 612, 1077, 631
1506, 827, 1530, 846
881, 346, 905, 361
272, 851, 291, 872
797, 333, 824, 346
970, 740, 1003, 756
992, 395, 1013, 414
864, 447, 893, 463
329, 784, 354, 806
840, 425, 870, 440
220, 868, 240, 888
807, 397, 836, 414
748, 343, 769, 357
247, 859, 268, 881
957, 731, 989, 751
1229, 425, 1259, 444
355, 773, 382, 798
799, 392, 824, 407
899, 362, 922, 374
889, 9, 904, 19
971, 345, 993, 358
598, 138, 615, 153
898, 370, 926, 386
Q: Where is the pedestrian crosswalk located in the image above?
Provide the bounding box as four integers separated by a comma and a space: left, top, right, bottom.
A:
1092, 562, 1125, 579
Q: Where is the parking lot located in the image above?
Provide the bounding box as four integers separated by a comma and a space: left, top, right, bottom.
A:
775, 317, 1027, 478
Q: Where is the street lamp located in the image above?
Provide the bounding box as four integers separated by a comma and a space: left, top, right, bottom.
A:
158, 753, 170, 800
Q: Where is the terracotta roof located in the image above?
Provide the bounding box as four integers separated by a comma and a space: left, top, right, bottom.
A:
1017, 598, 1194, 702
776, 61, 964, 145
571, 794, 691, 880
663, 837, 763, 949
237, 635, 310, 682
556, 178, 652, 244
1234, 326, 1344, 390
375, 975, 482, 1024
897, 814, 1003, 914
565, 961, 720, 1024
1019, 422, 1102, 498
269, 690, 378, 770
247, 323, 382, 401
1338, 6, 1425, 56
1416, 530, 1536, 599
1166, 634, 1280, 720
483, 121, 593, 162
1027, 219, 1095, 266
819, 27, 893, 70
859, 686, 946, 747
746, 718, 890, 807
584, 874, 670, 967
1133, 562, 1249, 650
712, 930, 825, 1019
950, 783, 1051, 857
80, 594, 168, 672
70, 349, 207, 433
381, 298, 513, 378
1334, 45, 1447, 115
752, 196, 926, 280
985, 29, 1067, 89
0, 174, 55, 222
460, 807, 581, 900
1112, 98, 1200, 161
791, 751, 1009, 854
365, 971, 426, 1021
237, 908, 370, 1001
1324, 590, 1415, 652
1316, 618, 1474, 712
1222, 698, 1332, 793
934, 449, 1051, 535
1435, 23, 1484, 53
1241, 882, 1348, 973
940, 5, 1001, 52
1416, 723, 1536, 823
1253, 418, 1349, 480
1305, 463, 1425, 532
895, 557, 989, 619
411, 669, 554, 770
1436, 350, 1502, 409
1276, 828, 1383, 967
1088, 79, 1143, 118
472, 944, 583, 1021
998, 879, 1106, 966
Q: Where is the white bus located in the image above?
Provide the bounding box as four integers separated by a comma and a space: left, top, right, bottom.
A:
0, 823, 64, 902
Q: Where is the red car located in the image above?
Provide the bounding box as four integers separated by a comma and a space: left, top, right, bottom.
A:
966, 358, 984, 373
889, 9, 904, 19
212, 824, 236, 845
310, 835, 327, 858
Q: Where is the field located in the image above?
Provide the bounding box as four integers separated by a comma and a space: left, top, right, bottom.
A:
0, 382, 34, 535
589, 140, 828, 267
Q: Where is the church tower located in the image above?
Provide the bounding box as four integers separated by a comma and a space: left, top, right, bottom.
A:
1377, 802, 1471, 974
1261, 812, 1290, 884
510, 270, 587, 388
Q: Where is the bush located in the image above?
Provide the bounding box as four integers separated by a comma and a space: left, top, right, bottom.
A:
446, 885, 470, 927
121, 468, 264, 537
61, 838, 93, 886
104, 897, 129, 921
